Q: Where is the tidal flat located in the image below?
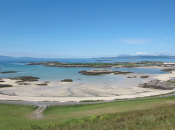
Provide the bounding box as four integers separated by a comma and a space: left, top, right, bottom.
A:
0, 60, 175, 102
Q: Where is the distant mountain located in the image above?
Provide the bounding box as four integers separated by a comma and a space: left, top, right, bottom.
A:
0, 55, 35, 59
101, 55, 175, 59
0, 55, 14, 59
17, 57, 34, 59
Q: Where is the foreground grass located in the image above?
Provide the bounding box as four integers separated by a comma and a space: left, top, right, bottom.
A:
57, 104, 175, 130
0, 96, 175, 129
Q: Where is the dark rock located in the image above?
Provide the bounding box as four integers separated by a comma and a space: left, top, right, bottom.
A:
140, 76, 149, 78
0, 71, 17, 74
114, 71, 133, 74
15, 81, 25, 83
26, 62, 46, 65
18, 83, 31, 85
161, 68, 175, 72
127, 76, 137, 78
36, 83, 48, 86
138, 80, 175, 90
60, 79, 73, 82
8, 76, 39, 82
79, 69, 114, 75
96, 60, 113, 61
79, 69, 133, 75
0, 84, 13, 87
44, 81, 50, 83
0, 79, 5, 82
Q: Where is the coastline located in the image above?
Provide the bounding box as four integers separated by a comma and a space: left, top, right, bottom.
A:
0, 70, 175, 102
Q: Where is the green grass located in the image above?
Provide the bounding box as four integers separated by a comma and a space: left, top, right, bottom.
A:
47, 62, 123, 66
0, 104, 36, 129
57, 104, 175, 130
123, 63, 139, 67
167, 81, 175, 83
79, 100, 104, 102
1, 96, 175, 129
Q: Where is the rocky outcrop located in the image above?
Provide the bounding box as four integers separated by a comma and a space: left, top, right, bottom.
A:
8, 76, 39, 82
114, 71, 133, 74
27, 62, 115, 68
0, 84, 13, 87
0, 81, 5, 82
60, 79, 73, 82
27, 62, 49, 65
140, 76, 149, 78
36, 83, 48, 86
96, 60, 114, 61
161, 68, 175, 72
0, 71, 17, 74
127, 76, 137, 78
18, 83, 31, 85
138, 80, 175, 90
0, 79, 5, 82
78, 69, 133, 75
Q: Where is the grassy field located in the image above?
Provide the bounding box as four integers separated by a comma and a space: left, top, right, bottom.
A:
0, 96, 175, 129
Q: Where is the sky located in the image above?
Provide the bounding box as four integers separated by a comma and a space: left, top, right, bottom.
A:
0, 0, 175, 58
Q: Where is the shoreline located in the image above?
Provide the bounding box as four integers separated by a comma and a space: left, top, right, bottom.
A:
0, 70, 175, 102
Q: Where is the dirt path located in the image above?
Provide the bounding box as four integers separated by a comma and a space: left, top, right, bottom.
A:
31, 105, 47, 119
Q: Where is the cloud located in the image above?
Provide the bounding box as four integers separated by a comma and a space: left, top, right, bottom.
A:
119, 39, 152, 44
136, 52, 147, 55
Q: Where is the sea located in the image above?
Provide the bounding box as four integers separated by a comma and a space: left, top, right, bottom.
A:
0, 58, 174, 85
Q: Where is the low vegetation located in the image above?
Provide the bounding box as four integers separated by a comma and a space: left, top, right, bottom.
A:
79, 100, 104, 102
1, 96, 175, 129
167, 81, 175, 83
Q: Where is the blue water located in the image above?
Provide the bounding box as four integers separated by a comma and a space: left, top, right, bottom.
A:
0, 58, 171, 84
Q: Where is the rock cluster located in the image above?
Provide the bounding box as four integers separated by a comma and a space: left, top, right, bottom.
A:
18, 83, 31, 85
161, 68, 175, 72
138, 80, 175, 90
60, 79, 73, 82
8, 76, 39, 82
78, 69, 133, 75
0, 78, 5, 82
36, 83, 48, 86
27, 62, 116, 68
0, 71, 17, 74
140, 76, 149, 78
0, 84, 13, 87
127, 76, 137, 78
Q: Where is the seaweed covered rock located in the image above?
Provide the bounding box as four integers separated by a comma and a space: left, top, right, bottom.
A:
79, 69, 114, 75
60, 79, 73, 82
161, 68, 175, 72
140, 76, 149, 78
0, 71, 17, 74
36, 83, 48, 86
8, 76, 39, 82
18, 83, 31, 85
79, 69, 133, 75
138, 80, 175, 90
0, 79, 5, 82
0, 84, 13, 87
127, 76, 137, 78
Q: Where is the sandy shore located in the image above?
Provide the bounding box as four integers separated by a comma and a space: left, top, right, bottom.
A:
0, 70, 175, 102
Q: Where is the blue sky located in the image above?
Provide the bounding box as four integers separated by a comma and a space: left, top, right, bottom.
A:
0, 0, 175, 58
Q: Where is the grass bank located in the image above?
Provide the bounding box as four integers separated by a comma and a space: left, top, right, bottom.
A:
0, 96, 175, 129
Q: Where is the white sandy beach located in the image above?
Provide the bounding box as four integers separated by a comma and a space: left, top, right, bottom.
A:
0, 70, 175, 102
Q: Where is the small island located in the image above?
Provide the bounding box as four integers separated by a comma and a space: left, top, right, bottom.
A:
78, 69, 133, 75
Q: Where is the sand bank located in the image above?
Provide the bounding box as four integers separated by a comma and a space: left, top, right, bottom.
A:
0, 71, 175, 102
